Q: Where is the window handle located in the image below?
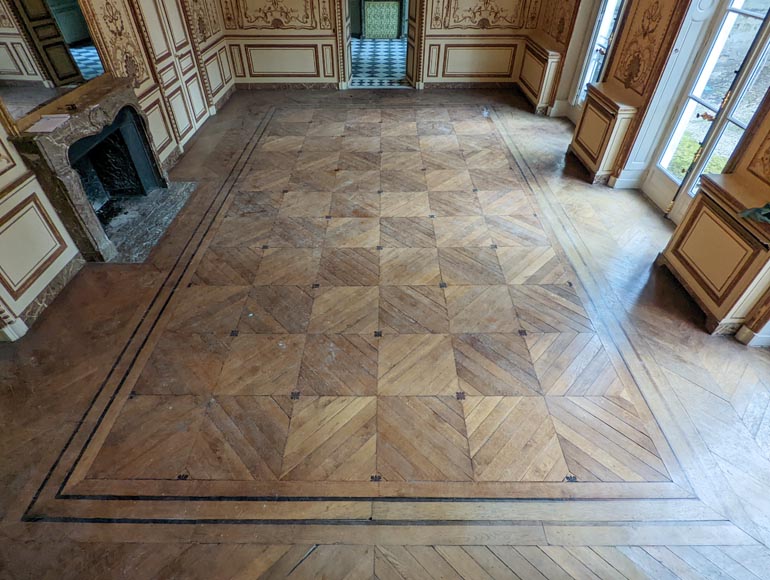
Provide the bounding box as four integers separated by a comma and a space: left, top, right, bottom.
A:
696, 111, 715, 122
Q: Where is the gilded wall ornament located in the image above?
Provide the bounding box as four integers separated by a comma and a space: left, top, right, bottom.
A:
190, 0, 222, 42
101, 0, 147, 87
432, 0, 443, 28
525, 0, 540, 28
443, 0, 525, 29
749, 136, 770, 186
614, 0, 665, 95
239, 0, 317, 29
320, 0, 331, 28
538, 0, 576, 44
0, 3, 13, 29
222, 0, 239, 28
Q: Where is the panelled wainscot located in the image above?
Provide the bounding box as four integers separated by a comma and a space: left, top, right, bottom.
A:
569, 82, 637, 184
657, 174, 770, 335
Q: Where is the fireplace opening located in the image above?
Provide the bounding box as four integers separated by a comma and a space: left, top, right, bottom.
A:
69, 106, 164, 223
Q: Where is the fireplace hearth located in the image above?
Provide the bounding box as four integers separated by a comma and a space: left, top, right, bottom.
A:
69, 106, 164, 220
13, 75, 190, 263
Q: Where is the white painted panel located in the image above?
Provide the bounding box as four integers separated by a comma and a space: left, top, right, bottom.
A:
0, 179, 76, 315
578, 104, 610, 158
137, 0, 171, 60
185, 76, 206, 119
246, 46, 318, 76
11, 42, 36, 75
0, 200, 59, 288
218, 48, 232, 83
159, 64, 177, 87
520, 50, 544, 94
205, 57, 223, 94
443, 46, 514, 77
169, 90, 192, 135
179, 52, 194, 73
163, 0, 188, 49
0, 44, 20, 74
145, 102, 171, 151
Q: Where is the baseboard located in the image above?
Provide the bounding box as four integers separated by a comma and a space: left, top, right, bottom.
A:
235, 82, 339, 90
548, 99, 573, 119
19, 253, 85, 327
609, 167, 647, 190
213, 85, 236, 112
0, 318, 28, 342
736, 325, 770, 347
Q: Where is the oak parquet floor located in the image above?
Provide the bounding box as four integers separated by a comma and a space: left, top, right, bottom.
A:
69, 103, 673, 496
9, 93, 770, 577
10, 99, 693, 552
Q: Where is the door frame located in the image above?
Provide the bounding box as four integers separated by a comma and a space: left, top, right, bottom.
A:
6, 0, 86, 86
668, 12, 770, 222
640, 0, 770, 223
335, 0, 425, 88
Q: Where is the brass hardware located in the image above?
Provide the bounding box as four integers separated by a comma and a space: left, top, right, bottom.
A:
696, 111, 715, 122
665, 200, 675, 213
719, 89, 732, 111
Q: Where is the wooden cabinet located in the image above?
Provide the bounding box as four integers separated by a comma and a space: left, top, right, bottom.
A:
570, 83, 637, 184
657, 174, 770, 334
518, 36, 560, 116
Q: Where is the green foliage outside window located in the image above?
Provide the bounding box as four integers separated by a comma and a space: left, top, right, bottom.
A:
667, 133, 729, 178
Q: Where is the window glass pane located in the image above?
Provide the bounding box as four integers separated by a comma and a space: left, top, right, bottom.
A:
731, 48, 770, 125
731, 0, 770, 16
705, 121, 745, 174
693, 13, 762, 110
661, 100, 713, 181
576, 0, 623, 103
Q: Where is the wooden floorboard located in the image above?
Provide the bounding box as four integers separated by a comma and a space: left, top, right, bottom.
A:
5, 90, 770, 576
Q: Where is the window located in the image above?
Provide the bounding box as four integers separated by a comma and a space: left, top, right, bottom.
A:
659, 0, 770, 196
574, 0, 625, 104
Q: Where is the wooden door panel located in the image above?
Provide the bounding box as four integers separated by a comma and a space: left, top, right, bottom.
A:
8, 0, 83, 85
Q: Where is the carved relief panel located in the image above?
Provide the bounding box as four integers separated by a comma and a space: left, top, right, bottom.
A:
189, 0, 223, 43
0, 1, 14, 29
442, 0, 525, 29
227, 0, 318, 29
610, 0, 679, 96
80, 0, 150, 88
748, 134, 770, 186
538, 0, 577, 45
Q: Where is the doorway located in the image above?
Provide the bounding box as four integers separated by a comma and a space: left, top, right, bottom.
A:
46, 0, 104, 80
655, 0, 770, 222
1, 0, 105, 119
348, 0, 410, 88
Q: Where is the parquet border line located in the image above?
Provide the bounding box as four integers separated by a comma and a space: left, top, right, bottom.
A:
21, 101, 694, 525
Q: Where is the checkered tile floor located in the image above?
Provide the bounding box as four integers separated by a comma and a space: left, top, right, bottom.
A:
350, 38, 409, 88
70, 45, 104, 80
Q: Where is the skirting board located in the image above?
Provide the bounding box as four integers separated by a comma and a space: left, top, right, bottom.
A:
0, 318, 28, 341
736, 325, 770, 347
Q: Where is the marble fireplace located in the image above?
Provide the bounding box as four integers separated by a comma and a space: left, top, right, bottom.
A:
12, 76, 171, 262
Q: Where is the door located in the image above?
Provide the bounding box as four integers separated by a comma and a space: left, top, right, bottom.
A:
405, 0, 419, 86
136, 0, 208, 148
8, 0, 83, 85
656, 0, 770, 222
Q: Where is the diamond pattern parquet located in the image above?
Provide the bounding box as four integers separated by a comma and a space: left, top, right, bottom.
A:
80, 104, 673, 498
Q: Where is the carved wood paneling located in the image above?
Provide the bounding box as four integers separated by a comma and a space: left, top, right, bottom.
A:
609, 0, 681, 97
236, 0, 316, 30
442, 0, 525, 29
189, 0, 222, 44
748, 133, 770, 187
0, 192, 66, 301
537, 0, 577, 46
81, 0, 150, 88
